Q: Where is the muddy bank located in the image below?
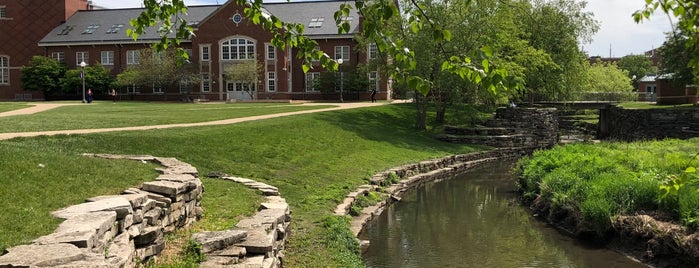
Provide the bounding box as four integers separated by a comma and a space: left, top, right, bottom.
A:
527, 195, 699, 267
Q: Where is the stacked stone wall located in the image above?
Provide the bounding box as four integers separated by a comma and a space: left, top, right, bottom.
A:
600, 106, 699, 141
0, 154, 203, 268
439, 107, 558, 150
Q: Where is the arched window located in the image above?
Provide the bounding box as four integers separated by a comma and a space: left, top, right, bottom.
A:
221, 37, 256, 60
0, 56, 8, 85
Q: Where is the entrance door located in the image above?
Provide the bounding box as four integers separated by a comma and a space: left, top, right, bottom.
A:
226, 81, 256, 101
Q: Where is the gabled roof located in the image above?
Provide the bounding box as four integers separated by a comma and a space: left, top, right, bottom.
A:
264, 1, 360, 37
39, 0, 359, 47
39, 6, 219, 46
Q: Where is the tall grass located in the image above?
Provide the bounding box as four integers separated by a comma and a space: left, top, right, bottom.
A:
517, 139, 699, 236
0, 103, 483, 267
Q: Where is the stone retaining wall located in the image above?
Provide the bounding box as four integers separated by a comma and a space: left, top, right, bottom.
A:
0, 154, 203, 268
334, 148, 530, 248
599, 106, 699, 141
439, 107, 558, 149
193, 176, 290, 268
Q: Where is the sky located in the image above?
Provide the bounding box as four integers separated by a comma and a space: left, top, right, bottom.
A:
92, 0, 675, 58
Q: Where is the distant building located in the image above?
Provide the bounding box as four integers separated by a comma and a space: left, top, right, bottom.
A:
1, 0, 391, 101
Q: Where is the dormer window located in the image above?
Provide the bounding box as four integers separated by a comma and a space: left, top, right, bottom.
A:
309, 17, 324, 28
58, 26, 74, 35
82, 25, 100, 34
106, 24, 123, 34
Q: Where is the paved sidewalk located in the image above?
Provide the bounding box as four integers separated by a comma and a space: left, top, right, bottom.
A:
0, 101, 403, 141
0, 103, 81, 117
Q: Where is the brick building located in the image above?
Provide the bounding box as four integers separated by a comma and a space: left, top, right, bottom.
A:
1, 0, 391, 101
0, 0, 93, 100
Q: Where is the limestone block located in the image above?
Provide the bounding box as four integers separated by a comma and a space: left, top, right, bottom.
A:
192, 230, 248, 253
52, 197, 132, 220
51, 252, 113, 268
143, 207, 162, 225
127, 224, 143, 239
211, 246, 246, 257
224, 176, 256, 184
200, 256, 237, 267
231, 255, 264, 268
133, 226, 161, 246
122, 193, 149, 208
263, 257, 276, 268
0, 243, 85, 267
235, 228, 275, 254
141, 180, 187, 197
170, 199, 185, 211
34, 211, 117, 248
119, 214, 134, 232
135, 236, 165, 259
104, 232, 135, 268
132, 209, 144, 223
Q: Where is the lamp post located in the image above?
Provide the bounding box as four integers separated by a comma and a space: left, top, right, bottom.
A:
337, 58, 344, 102
80, 61, 87, 103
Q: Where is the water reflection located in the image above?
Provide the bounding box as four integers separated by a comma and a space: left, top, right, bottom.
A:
360, 161, 646, 268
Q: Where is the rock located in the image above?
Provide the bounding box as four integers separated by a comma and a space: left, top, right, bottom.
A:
231, 255, 264, 268
104, 232, 134, 267
141, 180, 188, 197
34, 211, 117, 248
52, 197, 133, 220
191, 230, 248, 253
0, 243, 85, 267
235, 228, 275, 254
133, 226, 161, 246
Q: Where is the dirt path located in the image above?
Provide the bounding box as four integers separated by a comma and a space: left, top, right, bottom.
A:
0, 103, 81, 117
0, 101, 403, 141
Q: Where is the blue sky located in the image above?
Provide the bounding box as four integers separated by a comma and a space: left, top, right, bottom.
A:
93, 0, 674, 57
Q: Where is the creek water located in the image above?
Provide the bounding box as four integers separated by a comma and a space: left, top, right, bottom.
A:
360, 161, 647, 268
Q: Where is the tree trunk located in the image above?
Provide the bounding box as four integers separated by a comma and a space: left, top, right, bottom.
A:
415, 91, 427, 130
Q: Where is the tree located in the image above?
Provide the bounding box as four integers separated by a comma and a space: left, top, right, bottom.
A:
522, 0, 599, 102
222, 60, 262, 99
115, 48, 200, 93
617, 54, 657, 88
634, 0, 699, 80
20, 56, 66, 95
128, 0, 519, 128
657, 31, 694, 85
59, 63, 113, 95
587, 61, 633, 93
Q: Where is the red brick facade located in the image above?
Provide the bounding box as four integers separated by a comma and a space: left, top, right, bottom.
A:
0, 0, 91, 100
2, 0, 391, 102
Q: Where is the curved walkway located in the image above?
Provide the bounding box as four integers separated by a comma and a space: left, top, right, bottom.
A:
0, 101, 403, 141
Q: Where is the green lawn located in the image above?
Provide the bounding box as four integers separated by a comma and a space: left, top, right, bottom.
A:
618, 102, 698, 109
0, 101, 334, 133
0, 102, 32, 113
0, 103, 483, 267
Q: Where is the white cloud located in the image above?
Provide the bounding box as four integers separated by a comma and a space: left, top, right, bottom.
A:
583, 0, 674, 57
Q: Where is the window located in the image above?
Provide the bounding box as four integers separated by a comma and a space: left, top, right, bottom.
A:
368, 43, 378, 60
305, 72, 320, 92
82, 24, 100, 34
369, 71, 378, 91
266, 44, 276, 60
184, 49, 193, 60
0, 56, 8, 85
126, 84, 139, 94
309, 17, 324, 28
201, 73, 211, 92
312, 46, 321, 64
58, 26, 74, 35
76, 52, 88, 66
0, 6, 7, 19
179, 82, 193, 93
51, 52, 65, 64
267, 72, 276, 92
153, 84, 163, 94
127, 50, 139, 65
106, 24, 124, 34
201, 45, 210, 61
101, 51, 114, 65
334, 46, 349, 62
221, 37, 255, 60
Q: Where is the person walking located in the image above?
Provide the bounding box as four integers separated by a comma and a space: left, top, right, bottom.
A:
87, 88, 93, 103
110, 89, 117, 103
370, 88, 377, 103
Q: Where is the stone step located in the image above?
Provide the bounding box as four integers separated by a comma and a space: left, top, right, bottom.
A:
443, 125, 514, 136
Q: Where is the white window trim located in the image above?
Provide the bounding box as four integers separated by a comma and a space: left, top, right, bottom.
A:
305, 72, 320, 92
221, 37, 256, 61
368, 43, 378, 60
0, 55, 9, 85
334, 46, 350, 62
201, 73, 211, 92
101, 51, 114, 65
369, 71, 379, 91
266, 44, 276, 60
51, 52, 65, 63
201, 45, 211, 61
267, 72, 276, 92
126, 50, 139, 65
76, 52, 88, 66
